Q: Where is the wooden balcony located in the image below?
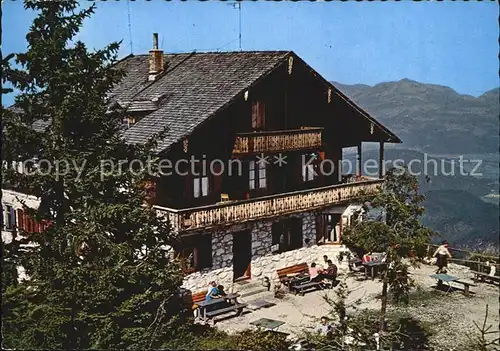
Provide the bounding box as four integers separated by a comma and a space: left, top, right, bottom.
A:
232, 127, 323, 155
155, 179, 383, 233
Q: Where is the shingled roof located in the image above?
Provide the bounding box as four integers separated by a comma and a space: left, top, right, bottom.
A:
8, 50, 400, 150
115, 51, 290, 152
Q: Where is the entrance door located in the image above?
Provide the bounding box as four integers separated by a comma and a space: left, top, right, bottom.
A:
233, 230, 252, 281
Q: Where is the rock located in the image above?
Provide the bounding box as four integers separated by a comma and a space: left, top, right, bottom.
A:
252, 267, 262, 277
217, 271, 229, 280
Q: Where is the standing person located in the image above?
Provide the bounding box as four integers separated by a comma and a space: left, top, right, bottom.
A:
433, 241, 452, 274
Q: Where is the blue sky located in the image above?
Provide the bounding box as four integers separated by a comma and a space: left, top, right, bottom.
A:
3, 1, 498, 106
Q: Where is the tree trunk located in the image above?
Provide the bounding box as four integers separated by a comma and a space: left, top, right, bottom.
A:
379, 276, 388, 333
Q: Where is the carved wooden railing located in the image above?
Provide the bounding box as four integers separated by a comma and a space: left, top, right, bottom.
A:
233, 127, 323, 155
155, 179, 383, 233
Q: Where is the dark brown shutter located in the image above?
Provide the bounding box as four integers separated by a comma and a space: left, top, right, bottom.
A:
315, 214, 325, 243
33, 220, 40, 233
252, 101, 265, 130
212, 163, 222, 194
17, 209, 24, 230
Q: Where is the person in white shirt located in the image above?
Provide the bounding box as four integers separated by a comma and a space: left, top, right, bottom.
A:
433, 240, 452, 273
316, 316, 333, 336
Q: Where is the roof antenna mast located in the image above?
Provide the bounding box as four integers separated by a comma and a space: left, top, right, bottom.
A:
228, 1, 242, 51
127, 0, 133, 54
238, 2, 242, 51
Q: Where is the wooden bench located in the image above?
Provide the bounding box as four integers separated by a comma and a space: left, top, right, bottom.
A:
277, 262, 310, 280
276, 263, 323, 296
454, 280, 476, 297
472, 271, 500, 285
182, 290, 207, 312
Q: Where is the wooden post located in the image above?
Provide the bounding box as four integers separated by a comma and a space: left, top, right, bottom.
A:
379, 141, 384, 179
356, 143, 362, 177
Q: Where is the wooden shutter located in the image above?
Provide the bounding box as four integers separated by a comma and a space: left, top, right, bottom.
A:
186, 174, 193, 198
33, 220, 40, 233
251, 101, 265, 130
27, 217, 33, 233
212, 163, 222, 194
315, 214, 325, 243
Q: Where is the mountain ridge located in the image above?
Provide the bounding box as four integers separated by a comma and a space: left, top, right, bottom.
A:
332, 79, 499, 154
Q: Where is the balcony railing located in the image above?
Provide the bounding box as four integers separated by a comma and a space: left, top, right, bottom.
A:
155, 179, 383, 233
232, 127, 323, 155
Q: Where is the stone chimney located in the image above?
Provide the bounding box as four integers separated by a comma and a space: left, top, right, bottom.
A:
148, 33, 164, 81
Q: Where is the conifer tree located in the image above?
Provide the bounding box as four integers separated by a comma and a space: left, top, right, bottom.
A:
2, 1, 182, 348
342, 167, 434, 333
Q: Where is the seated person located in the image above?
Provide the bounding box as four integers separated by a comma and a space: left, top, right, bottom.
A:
322, 255, 329, 270
362, 252, 372, 264
324, 260, 338, 281
205, 281, 220, 301
312, 260, 337, 283
216, 284, 231, 308
316, 316, 333, 336
309, 262, 320, 281
217, 284, 227, 296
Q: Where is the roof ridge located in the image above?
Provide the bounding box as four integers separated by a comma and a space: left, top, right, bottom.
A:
118, 50, 292, 59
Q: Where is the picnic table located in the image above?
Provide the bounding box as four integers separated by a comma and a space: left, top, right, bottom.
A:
250, 318, 286, 331
281, 273, 308, 290
196, 293, 246, 323
429, 273, 475, 296
363, 260, 385, 280
277, 263, 324, 296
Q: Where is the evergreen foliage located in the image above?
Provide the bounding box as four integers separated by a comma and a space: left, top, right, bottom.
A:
2, 1, 182, 349
342, 167, 434, 331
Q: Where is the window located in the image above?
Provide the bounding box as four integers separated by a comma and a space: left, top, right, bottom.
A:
193, 175, 209, 198
271, 218, 303, 253
249, 160, 266, 190
122, 116, 136, 129
3, 205, 16, 231
251, 101, 265, 130
178, 234, 212, 272
302, 152, 324, 182
302, 163, 316, 182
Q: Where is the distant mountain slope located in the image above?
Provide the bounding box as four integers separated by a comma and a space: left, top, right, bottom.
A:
423, 190, 499, 251
344, 149, 499, 252
345, 149, 495, 197
337, 80, 499, 251
333, 79, 499, 154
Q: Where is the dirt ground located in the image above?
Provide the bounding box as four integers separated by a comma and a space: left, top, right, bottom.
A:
216, 262, 500, 350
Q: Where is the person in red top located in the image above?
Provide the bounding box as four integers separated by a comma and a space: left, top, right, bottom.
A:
324, 260, 338, 280
362, 252, 372, 264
